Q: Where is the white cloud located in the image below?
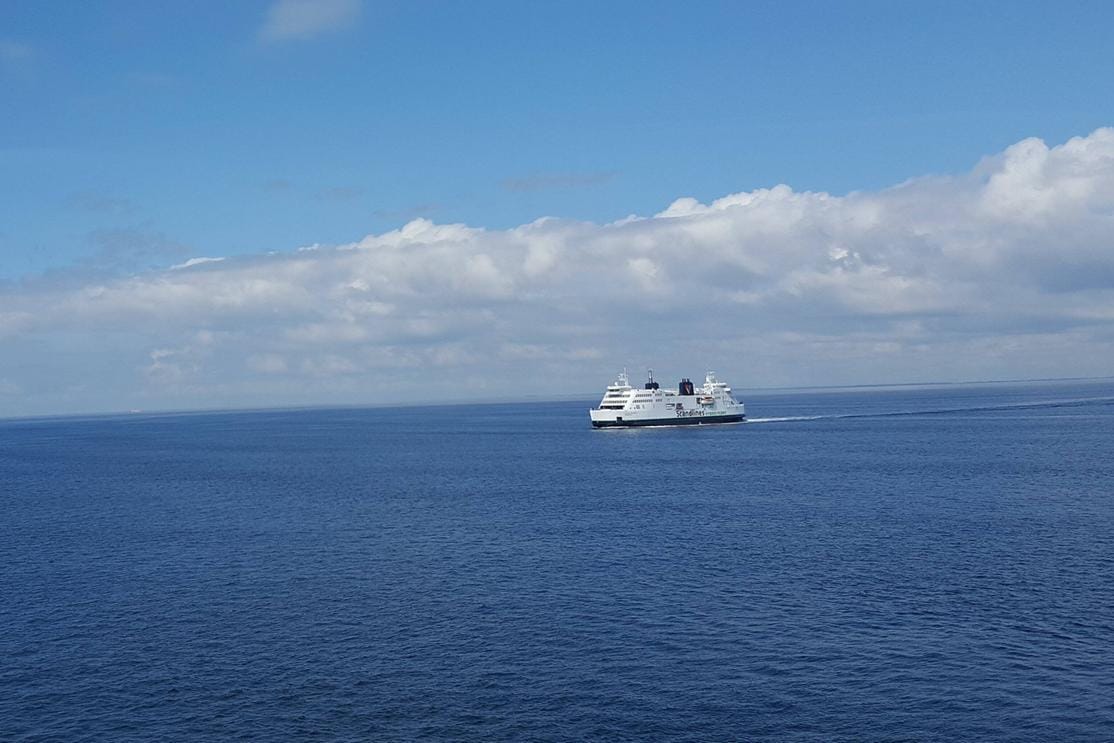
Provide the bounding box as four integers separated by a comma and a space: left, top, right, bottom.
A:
259, 0, 361, 43
248, 354, 289, 374
3, 129, 1114, 415
0, 311, 35, 338
301, 354, 358, 377
170, 256, 226, 270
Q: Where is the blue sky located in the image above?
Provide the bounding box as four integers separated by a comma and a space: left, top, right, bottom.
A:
2, 1, 1114, 415
5, 1, 1113, 277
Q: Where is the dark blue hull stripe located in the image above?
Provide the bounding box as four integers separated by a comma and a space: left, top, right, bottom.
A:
591, 414, 745, 428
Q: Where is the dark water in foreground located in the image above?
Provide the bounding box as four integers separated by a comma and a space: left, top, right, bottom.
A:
3, 381, 1114, 741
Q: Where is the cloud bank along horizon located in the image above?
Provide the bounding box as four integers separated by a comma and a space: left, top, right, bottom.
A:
3, 128, 1114, 415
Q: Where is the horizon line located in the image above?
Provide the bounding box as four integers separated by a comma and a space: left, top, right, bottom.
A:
3, 374, 1113, 424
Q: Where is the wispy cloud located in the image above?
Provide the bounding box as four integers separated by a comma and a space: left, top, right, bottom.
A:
170, 257, 226, 271
82, 228, 191, 274
259, 0, 362, 43
502, 171, 618, 193
67, 191, 136, 216
0, 39, 34, 76
4, 129, 1114, 414
126, 71, 180, 89
318, 185, 364, 202
374, 203, 441, 221
262, 178, 293, 193
0, 40, 32, 62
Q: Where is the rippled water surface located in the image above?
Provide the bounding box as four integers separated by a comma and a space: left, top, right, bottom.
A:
3, 381, 1114, 741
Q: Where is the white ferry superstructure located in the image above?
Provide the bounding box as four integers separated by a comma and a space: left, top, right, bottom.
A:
589, 370, 745, 428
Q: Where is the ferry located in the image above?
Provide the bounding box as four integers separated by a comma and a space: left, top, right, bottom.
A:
589, 370, 745, 428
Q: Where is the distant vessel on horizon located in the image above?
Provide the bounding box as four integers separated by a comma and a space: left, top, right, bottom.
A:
589, 370, 745, 428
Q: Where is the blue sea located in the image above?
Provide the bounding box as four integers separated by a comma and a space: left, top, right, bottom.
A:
3, 380, 1113, 741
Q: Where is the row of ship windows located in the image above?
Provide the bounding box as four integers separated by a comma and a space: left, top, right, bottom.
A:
602, 399, 661, 406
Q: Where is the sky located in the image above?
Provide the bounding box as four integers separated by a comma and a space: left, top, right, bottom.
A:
2, 0, 1114, 416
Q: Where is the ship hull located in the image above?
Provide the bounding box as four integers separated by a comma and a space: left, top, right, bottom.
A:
591, 413, 745, 428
